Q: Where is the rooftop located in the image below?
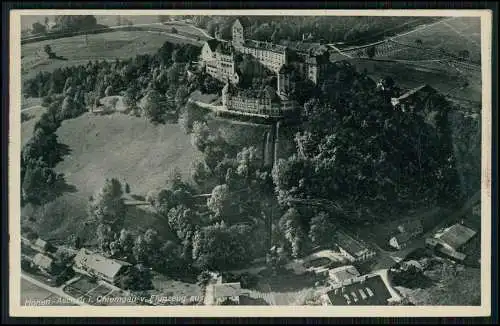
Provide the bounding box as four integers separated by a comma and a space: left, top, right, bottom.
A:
392, 232, 412, 244
74, 248, 131, 280
244, 39, 287, 54
216, 41, 234, 55
206, 39, 222, 52
34, 238, 49, 250
436, 223, 477, 251
33, 253, 54, 270
326, 274, 391, 305
213, 282, 242, 298
329, 265, 361, 283
335, 231, 371, 258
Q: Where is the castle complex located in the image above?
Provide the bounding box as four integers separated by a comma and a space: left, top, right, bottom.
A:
199, 18, 332, 118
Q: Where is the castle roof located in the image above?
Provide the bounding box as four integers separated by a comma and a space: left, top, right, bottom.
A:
216, 41, 233, 55
206, 39, 221, 52
244, 39, 287, 54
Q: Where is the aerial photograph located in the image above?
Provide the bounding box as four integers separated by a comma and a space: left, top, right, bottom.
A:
18, 13, 482, 307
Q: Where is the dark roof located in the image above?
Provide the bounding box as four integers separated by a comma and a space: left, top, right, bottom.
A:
326, 275, 392, 305
206, 39, 221, 52
282, 41, 326, 54
436, 223, 477, 251
233, 17, 251, 29
216, 41, 233, 55
244, 39, 287, 54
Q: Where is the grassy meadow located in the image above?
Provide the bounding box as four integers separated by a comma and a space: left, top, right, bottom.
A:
390, 17, 481, 63
21, 29, 200, 81
21, 111, 201, 241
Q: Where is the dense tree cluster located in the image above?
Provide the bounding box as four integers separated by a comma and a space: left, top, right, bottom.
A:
23, 40, 210, 125
192, 16, 438, 44
21, 97, 74, 207
273, 63, 462, 227
52, 15, 98, 33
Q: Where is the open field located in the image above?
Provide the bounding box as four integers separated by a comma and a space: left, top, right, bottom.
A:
351, 58, 481, 104
21, 112, 201, 241
21, 15, 199, 31
21, 30, 193, 81
390, 17, 481, 63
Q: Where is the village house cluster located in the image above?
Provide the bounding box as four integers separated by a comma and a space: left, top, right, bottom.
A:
199, 17, 331, 118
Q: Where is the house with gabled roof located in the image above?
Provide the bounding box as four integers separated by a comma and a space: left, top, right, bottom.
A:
335, 231, 376, 263
73, 248, 132, 285
426, 223, 477, 262
33, 238, 53, 253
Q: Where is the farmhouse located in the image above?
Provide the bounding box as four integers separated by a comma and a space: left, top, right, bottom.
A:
425, 223, 477, 262
389, 232, 412, 250
33, 238, 53, 253
328, 265, 361, 286
335, 231, 377, 263
73, 248, 132, 284
323, 274, 392, 306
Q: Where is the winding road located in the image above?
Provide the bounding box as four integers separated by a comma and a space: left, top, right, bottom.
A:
21, 273, 89, 306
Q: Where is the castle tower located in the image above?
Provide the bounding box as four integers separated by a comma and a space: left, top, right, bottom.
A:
215, 26, 222, 40
277, 65, 291, 98
232, 18, 248, 48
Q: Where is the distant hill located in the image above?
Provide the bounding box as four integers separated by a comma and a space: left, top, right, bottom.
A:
21, 15, 160, 31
